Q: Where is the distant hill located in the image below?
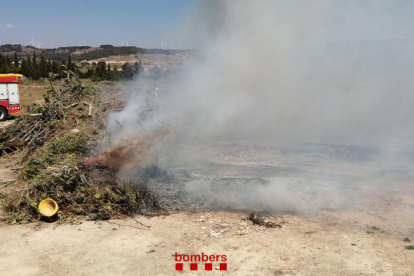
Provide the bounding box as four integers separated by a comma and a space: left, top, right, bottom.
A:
0, 44, 194, 61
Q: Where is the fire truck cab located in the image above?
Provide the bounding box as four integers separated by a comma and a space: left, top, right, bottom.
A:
0, 74, 22, 121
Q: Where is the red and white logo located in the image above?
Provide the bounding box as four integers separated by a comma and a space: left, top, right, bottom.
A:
175, 253, 227, 271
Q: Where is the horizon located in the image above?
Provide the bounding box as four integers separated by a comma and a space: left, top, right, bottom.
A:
0, 43, 194, 51
3, 1, 414, 51
0, 0, 198, 49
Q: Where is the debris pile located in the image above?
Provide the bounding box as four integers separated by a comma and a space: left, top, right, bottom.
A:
0, 68, 164, 224
1, 70, 124, 155
248, 213, 282, 228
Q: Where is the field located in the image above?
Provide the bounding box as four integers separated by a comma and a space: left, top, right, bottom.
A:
4, 1, 414, 275
85, 53, 187, 72
0, 63, 413, 276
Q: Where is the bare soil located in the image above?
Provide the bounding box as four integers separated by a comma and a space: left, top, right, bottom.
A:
0, 210, 413, 276
1, 139, 414, 275
1, 84, 414, 275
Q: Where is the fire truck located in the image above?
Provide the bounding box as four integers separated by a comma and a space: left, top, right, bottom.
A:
0, 74, 22, 121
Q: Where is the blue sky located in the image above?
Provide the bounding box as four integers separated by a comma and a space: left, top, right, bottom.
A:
0, 0, 198, 49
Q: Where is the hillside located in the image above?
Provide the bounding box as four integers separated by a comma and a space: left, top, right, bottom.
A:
0, 44, 194, 62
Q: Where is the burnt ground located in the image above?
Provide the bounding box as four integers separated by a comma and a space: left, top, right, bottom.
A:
127, 139, 414, 236
1, 137, 414, 275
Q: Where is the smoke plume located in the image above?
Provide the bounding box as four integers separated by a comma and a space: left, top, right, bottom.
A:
106, 1, 414, 212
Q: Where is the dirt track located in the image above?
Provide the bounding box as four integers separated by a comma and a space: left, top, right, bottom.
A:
0, 211, 413, 276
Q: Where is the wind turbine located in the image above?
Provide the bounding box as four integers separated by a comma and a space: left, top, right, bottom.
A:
29, 38, 36, 47
159, 39, 165, 50
78, 42, 83, 46
36, 40, 44, 49
126, 41, 129, 46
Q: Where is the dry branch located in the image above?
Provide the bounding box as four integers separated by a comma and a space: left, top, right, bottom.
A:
84, 102, 93, 116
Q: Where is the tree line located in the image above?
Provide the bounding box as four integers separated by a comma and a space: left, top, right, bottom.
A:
0, 52, 73, 79
0, 52, 165, 81
85, 60, 144, 81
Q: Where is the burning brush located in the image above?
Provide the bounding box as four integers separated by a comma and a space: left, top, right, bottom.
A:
83, 128, 170, 173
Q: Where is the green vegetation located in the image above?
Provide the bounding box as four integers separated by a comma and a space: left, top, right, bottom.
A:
0, 50, 145, 81
21, 133, 87, 179
0, 69, 161, 224
53, 45, 190, 61
0, 43, 190, 82
405, 245, 414, 250
0, 44, 22, 52
1, 132, 155, 224
403, 237, 411, 243
0, 51, 68, 80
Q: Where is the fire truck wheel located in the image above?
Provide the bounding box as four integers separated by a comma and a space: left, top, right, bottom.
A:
0, 107, 8, 121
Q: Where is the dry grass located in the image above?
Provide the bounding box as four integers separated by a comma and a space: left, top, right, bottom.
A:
19, 78, 96, 115
19, 81, 48, 115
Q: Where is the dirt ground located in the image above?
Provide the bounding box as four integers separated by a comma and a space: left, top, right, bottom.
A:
0, 210, 413, 276
1, 140, 414, 275
1, 83, 414, 275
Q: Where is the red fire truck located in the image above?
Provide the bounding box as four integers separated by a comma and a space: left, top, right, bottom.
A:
0, 74, 22, 121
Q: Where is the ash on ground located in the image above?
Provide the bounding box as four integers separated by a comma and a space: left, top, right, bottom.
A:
130, 141, 414, 216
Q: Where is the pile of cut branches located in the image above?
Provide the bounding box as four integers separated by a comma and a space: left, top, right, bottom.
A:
0, 133, 159, 223
0, 67, 163, 224
0, 67, 125, 153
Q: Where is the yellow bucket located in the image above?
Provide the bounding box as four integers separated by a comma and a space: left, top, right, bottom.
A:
38, 198, 59, 217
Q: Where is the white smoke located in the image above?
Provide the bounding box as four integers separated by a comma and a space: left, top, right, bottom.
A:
110, 1, 414, 147
106, 1, 414, 211
163, 0, 414, 149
